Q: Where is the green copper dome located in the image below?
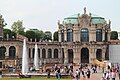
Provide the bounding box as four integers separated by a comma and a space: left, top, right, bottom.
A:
63, 13, 106, 24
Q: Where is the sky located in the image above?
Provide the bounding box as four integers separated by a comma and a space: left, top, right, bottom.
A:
0, 0, 120, 33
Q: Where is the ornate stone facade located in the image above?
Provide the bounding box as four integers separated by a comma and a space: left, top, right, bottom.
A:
0, 9, 111, 68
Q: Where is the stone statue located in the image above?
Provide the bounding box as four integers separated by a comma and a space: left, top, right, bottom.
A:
109, 19, 111, 26
84, 7, 86, 14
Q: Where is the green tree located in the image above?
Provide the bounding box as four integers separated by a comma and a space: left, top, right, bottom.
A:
3, 28, 16, 39
53, 31, 58, 41
35, 30, 45, 41
11, 20, 25, 35
3, 28, 11, 39
110, 31, 118, 40
25, 30, 36, 41
28, 29, 45, 42
44, 31, 52, 41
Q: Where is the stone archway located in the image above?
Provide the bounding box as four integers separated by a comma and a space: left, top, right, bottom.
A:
96, 49, 102, 61
68, 49, 73, 63
81, 48, 89, 63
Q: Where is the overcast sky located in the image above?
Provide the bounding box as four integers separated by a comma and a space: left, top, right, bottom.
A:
0, 0, 120, 33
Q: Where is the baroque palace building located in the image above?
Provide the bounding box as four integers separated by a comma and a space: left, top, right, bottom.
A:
0, 8, 111, 68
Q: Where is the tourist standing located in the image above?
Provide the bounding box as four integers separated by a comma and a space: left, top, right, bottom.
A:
75, 69, 79, 80
82, 68, 85, 80
111, 70, 116, 80
46, 68, 51, 78
105, 71, 110, 80
86, 69, 91, 79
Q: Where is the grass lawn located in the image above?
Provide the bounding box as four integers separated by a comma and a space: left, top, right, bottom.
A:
0, 78, 72, 80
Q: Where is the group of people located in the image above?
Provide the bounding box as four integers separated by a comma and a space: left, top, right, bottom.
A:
52, 63, 92, 80
15, 62, 120, 80
102, 64, 120, 80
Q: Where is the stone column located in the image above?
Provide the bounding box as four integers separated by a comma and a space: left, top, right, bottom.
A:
89, 47, 93, 64
5, 46, 9, 58
52, 49, 54, 58
46, 48, 48, 59
58, 47, 62, 63
73, 26, 79, 42
73, 47, 80, 64
40, 48, 42, 59
31, 48, 33, 58
58, 30, 61, 42
58, 48, 61, 58
102, 31, 105, 41
64, 47, 68, 63
16, 46, 19, 58
64, 28, 67, 41
107, 30, 111, 41
89, 30, 96, 42
102, 48, 106, 61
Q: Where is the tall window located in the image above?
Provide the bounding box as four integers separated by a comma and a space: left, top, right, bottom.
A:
54, 49, 58, 58
96, 29, 102, 42
81, 28, 89, 42
9, 46, 16, 59
61, 30, 64, 42
48, 49, 52, 58
38, 48, 40, 58
42, 48, 46, 58
32, 48, 35, 58
29, 48, 31, 58
67, 29, 73, 42
0, 46, 6, 59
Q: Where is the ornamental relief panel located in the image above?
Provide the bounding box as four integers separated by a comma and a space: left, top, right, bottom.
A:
79, 14, 91, 28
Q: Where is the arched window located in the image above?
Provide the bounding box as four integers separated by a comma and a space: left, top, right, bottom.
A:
61, 30, 64, 42
32, 48, 35, 58
67, 29, 73, 42
96, 29, 102, 42
96, 49, 102, 61
48, 49, 52, 58
38, 48, 40, 58
54, 49, 58, 58
42, 48, 46, 58
9, 46, 16, 59
0, 46, 6, 59
29, 48, 31, 58
81, 28, 89, 42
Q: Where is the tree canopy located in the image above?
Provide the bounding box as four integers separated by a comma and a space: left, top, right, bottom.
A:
53, 31, 58, 41
11, 20, 25, 35
110, 31, 118, 40
44, 31, 52, 41
25, 30, 36, 41
3, 28, 16, 40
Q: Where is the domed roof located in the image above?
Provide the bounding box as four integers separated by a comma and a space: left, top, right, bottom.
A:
63, 13, 106, 24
